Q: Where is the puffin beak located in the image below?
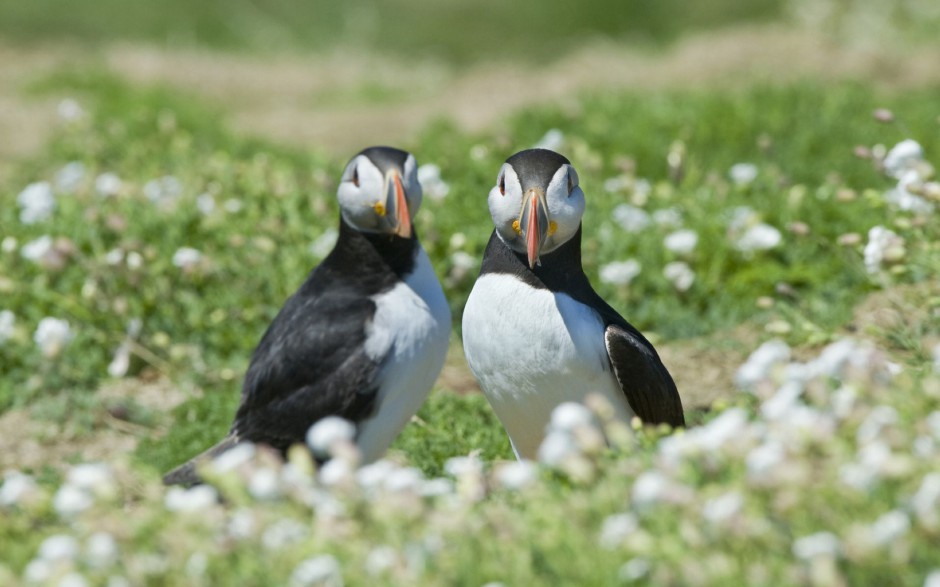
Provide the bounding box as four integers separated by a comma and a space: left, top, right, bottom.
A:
385, 171, 412, 238
519, 187, 550, 269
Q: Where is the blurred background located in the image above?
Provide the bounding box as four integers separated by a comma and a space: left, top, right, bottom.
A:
2, 0, 939, 162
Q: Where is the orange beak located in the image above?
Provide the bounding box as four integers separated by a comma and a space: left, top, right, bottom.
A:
520, 188, 549, 269
386, 171, 412, 238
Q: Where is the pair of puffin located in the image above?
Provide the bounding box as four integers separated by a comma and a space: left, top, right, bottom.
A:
164, 146, 683, 484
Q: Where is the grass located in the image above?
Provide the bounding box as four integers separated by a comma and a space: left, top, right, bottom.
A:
1, 57, 939, 584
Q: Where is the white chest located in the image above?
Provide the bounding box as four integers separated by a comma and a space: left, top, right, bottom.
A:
356, 247, 451, 462
462, 273, 633, 458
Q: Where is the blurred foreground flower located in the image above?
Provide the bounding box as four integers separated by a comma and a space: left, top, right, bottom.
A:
34, 317, 74, 359
863, 226, 905, 274
17, 181, 55, 224
663, 261, 695, 292
663, 230, 698, 255
729, 163, 758, 186
95, 172, 123, 197
172, 247, 203, 270
144, 176, 183, 205
728, 206, 782, 252
55, 162, 86, 193
882, 139, 924, 179
418, 164, 450, 201
599, 259, 641, 286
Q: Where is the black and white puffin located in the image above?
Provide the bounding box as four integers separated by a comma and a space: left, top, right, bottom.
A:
164, 146, 451, 485
462, 148, 684, 459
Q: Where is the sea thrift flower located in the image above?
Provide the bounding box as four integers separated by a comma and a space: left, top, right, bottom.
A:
663, 261, 695, 292
882, 139, 924, 179
599, 260, 641, 285
652, 208, 683, 228
34, 317, 74, 358
17, 181, 55, 224
599, 512, 639, 548
792, 532, 841, 560
164, 485, 218, 512
144, 176, 183, 204
290, 555, 342, 587
612, 204, 651, 233
863, 226, 905, 274
729, 163, 758, 185
663, 230, 698, 255
172, 247, 203, 270
55, 162, 86, 193
0, 471, 37, 506
418, 164, 450, 201
307, 417, 356, 459
735, 223, 782, 252
495, 461, 537, 491
735, 340, 791, 390
95, 172, 122, 197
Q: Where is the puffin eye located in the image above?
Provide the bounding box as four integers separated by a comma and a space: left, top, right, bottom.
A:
498, 174, 506, 196
351, 166, 360, 188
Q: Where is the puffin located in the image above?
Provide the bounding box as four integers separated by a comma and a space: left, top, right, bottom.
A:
462, 148, 684, 459
164, 146, 451, 485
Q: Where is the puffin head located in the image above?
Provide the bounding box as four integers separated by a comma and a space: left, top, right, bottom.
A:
336, 146, 422, 238
488, 148, 585, 268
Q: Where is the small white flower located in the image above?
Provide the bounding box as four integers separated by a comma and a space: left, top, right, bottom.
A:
856, 406, 898, 446
632, 471, 669, 506
663, 230, 698, 255
86, 532, 119, 568
60, 572, 90, 587
21, 235, 54, 263
172, 247, 202, 269
310, 228, 339, 258
933, 343, 940, 373
0, 471, 36, 506
17, 181, 55, 224
869, 510, 910, 546
735, 223, 782, 252
702, 491, 743, 523
495, 461, 537, 491
24, 559, 52, 583
34, 317, 74, 358
307, 416, 356, 458
211, 443, 256, 472
599, 512, 638, 548
792, 532, 841, 560
419, 478, 455, 497
56, 162, 86, 193
164, 485, 218, 512
248, 468, 281, 500
599, 259, 641, 286
290, 555, 342, 587
384, 467, 424, 493
444, 455, 483, 479
68, 463, 114, 493
144, 176, 183, 204
926, 570, 940, 587
729, 163, 759, 185
0, 310, 15, 345
612, 204, 650, 233
652, 207, 683, 228
38, 534, 80, 561
126, 251, 143, 270
735, 339, 791, 390
318, 458, 353, 486
746, 440, 784, 480
863, 226, 905, 274
537, 430, 577, 466
262, 519, 308, 550
549, 402, 594, 433
95, 173, 122, 197
534, 129, 564, 151
694, 408, 749, 451
365, 546, 398, 577
450, 251, 476, 272
57, 98, 85, 122
603, 176, 629, 193
911, 473, 940, 526
1, 236, 16, 253
196, 193, 216, 215
107, 342, 132, 378
663, 261, 695, 292
882, 139, 924, 179
885, 170, 934, 213
356, 459, 395, 491
224, 198, 243, 213
619, 559, 650, 581
418, 164, 450, 201
105, 248, 124, 266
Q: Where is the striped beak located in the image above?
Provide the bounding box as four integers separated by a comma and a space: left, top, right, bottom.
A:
384, 170, 412, 238
519, 187, 550, 269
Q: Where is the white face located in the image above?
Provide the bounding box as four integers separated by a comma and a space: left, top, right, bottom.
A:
336, 152, 422, 237
488, 160, 585, 267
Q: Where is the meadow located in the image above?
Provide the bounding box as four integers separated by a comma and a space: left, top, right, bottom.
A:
2, 1, 940, 585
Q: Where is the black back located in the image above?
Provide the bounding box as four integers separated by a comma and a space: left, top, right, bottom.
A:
232, 218, 418, 453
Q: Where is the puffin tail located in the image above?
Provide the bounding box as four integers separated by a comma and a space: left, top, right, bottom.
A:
162, 434, 240, 487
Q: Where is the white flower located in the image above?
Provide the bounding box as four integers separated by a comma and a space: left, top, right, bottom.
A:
926, 570, 940, 587
692, 408, 748, 451
318, 458, 353, 486
0, 471, 36, 506
604, 176, 629, 193
735, 223, 782, 252
356, 459, 396, 491
652, 207, 683, 228
549, 402, 594, 433
882, 139, 924, 179
105, 248, 124, 266
746, 440, 784, 480
307, 416, 356, 458
537, 430, 577, 466
107, 342, 132, 378
534, 129, 564, 151
619, 559, 650, 581
38, 534, 80, 561
792, 532, 841, 560
196, 193, 216, 215
310, 228, 339, 258
444, 455, 483, 479
0, 310, 14, 345
419, 478, 454, 497
863, 226, 905, 274
911, 473, 940, 527
612, 204, 650, 233
21, 235, 54, 263
599, 259, 641, 286
663, 261, 695, 292
34, 317, 74, 358
856, 406, 898, 446
172, 247, 202, 269
384, 467, 424, 493
126, 251, 143, 270
290, 555, 342, 587
418, 164, 450, 201
702, 491, 743, 523
885, 169, 934, 213
663, 230, 698, 255
56, 162, 86, 193
57, 98, 85, 122
599, 512, 639, 549
224, 198, 243, 213
934, 343, 940, 373
86, 532, 119, 568
95, 173, 122, 197
450, 251, 475, 272
17, 181, 55, 224
735, 339, 791, 389
144, 176, 183, 204
211, 442, 256, 472
248, 468, 282, 500
365, 546, 398, 577
729, 163, 758, 185
60, 572, 90, 587
869, 510, 910, 546
729, 206, 758, 232
631, 471, 669, 506
495, 461, 537, 491
68, 463, 114, 493
262, 519, 308, 550
1, 236, 16, 253
164, 485, 218, 512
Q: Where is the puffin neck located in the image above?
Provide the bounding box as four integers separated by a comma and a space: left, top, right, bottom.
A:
334, 216, 418, 279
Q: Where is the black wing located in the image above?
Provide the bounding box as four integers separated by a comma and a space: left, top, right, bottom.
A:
604, 324, 685, 427
231, 287, 385, 453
